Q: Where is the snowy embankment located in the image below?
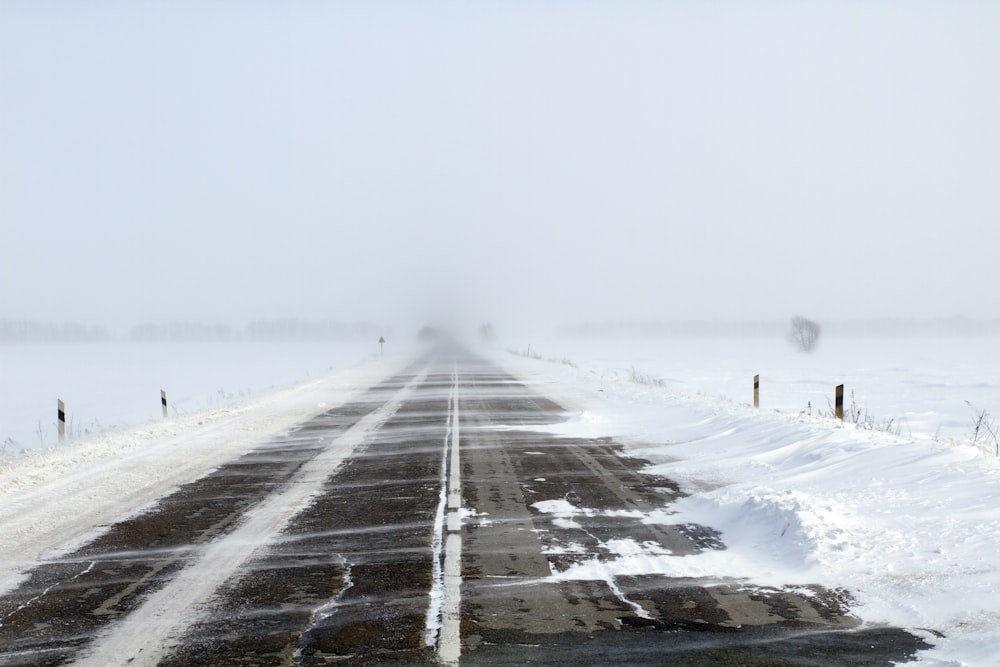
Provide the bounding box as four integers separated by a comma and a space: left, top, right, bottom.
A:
2, 336, 998, 664
1, 341, 390, 451
496, 343, 1000, 667
0, 352, 412, 598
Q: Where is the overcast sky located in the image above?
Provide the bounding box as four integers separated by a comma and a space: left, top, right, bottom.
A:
2, 1, 999, 334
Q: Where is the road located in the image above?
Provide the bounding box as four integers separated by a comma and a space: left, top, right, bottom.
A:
0, 346, 929, 666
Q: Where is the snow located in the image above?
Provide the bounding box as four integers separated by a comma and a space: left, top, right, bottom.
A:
0, 350, 412, 598
0, 340, 384, 451
499, 333, 1000, 666
73, 366, 427, 666
2, 332, 1000, 664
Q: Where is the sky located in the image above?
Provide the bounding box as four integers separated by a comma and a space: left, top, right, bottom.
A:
2, 1, 999, 335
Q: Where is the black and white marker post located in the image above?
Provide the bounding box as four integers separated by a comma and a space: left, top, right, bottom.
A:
161, 390, 168, 418
57, 399, 66, 442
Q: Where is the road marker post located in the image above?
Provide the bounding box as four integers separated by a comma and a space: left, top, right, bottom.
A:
57, 399, 66, 442
161, 390, 168, 418
754, 374, 760, 409
835, 384, 845, 420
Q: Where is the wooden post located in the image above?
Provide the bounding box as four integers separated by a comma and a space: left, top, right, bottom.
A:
753, 374, 760, 409
835, 384, 845, 420
161, 389, 168, 418
57, 399, 66, 442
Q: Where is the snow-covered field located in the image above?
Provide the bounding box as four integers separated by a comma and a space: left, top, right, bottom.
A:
502, 333, 1000, 666
0, 340, 386, 451
515, 333, 1000, 449
2, 332, 999, 665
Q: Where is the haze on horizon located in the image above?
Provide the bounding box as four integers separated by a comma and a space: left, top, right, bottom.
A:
3, 2, 999, 337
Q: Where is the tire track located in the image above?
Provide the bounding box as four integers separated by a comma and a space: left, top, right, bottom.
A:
161, 363, 457, 666
0, 362, 427, 666
70, 367, 428, 666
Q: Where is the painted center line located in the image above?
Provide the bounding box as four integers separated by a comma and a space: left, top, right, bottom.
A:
428, 362, 462, 665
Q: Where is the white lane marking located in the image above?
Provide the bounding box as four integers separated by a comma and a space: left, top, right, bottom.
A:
447, 363, 461, 511
439, 532, 462, 665
426, 363, 463, 663
425, 371, 455, 646
70, 368, 429, 667
438, 362, 462, 665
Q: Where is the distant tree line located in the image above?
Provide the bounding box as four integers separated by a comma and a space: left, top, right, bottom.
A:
242, 319, 381, 342
559, 318, 1000, 339
130, 322, 238, 342
0, 320, 111, 343
131, 319, 382, 342
558, 320, 785, 339
0, 318, 385, 343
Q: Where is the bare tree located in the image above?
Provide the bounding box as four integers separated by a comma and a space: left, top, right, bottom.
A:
789, 316, 821, 353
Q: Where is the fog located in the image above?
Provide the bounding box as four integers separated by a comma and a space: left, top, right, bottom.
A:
3, 2, 999, 338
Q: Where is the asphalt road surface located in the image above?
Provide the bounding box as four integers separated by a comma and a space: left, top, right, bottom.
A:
0, 346, 930, 666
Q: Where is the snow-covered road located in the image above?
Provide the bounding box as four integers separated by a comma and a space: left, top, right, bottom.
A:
0, 344, 987, 665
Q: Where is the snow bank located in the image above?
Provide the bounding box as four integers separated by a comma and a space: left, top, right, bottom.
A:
0, 340, 385, 450
497, 343, 1000, 666
0, 353, 412, 597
